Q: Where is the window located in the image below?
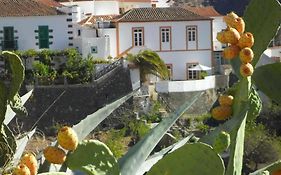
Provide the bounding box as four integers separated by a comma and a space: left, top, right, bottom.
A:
91, 46, 98, 53
187, 63, 198, 80
152, 4, 156, 8
3, 26, 15, 50
38, 26, 49, 49
161, 28, 170, 43
133, 28, 143, 46
77, 30, 81, 36
214, 51, 228, 65
187, 27, 197, 41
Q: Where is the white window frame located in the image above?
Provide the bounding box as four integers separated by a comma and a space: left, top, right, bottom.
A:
187, 63, 199, 80
161, 28, 170, 43
133, 28, 144, 46
187, 26, 197, 42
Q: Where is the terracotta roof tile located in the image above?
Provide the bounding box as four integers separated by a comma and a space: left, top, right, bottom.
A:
184, 6, 222, 17
78, 14, 119, 25
117, 7, 211, 22
0, 0, 65, 17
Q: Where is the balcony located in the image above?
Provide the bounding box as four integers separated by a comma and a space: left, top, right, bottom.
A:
155, 75, 228, 93
1, 40, 18, 50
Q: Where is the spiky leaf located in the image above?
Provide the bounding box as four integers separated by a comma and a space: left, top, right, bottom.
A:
67, 140, 120, 175
249, 160, 281, 175
4, 90, 33, 125
119, 92, 202, 175
0, 81, 8, 123
147, 142, 225, 175
0, 125, 16, 167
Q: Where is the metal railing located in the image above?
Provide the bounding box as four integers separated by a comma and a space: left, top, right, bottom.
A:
93, 58, 124, 80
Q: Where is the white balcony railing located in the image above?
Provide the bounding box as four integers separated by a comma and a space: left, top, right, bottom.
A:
155, 75, 227, 93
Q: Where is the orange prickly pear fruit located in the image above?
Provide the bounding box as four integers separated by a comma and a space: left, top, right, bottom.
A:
222, 45, 240, 59
238, 32, 254, 49
211, 106, 232, 121
240, 47, 254, 63
57, 126, 78, 151
219, 95, 234, 106
216, 31, 227, 44
43, 146, 66, 164
233, 17, 245, 33
223, 12, 239, 27
224, 27, 240, 45
13, 164, 31, 175
240, 63, 254, 77
20, 153, 37, 175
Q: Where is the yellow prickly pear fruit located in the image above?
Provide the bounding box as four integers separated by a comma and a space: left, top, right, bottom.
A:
43, 146, 66, 164
216, 31, 227, 44
13, 164, 31, 175
224, 27, 240, 45
240, 63, 254, 77
57, 126, 78, 151
218, 95, 234, 106
20, 153, 37, 175
211, 106, 232, 121
222, 45, 240, 59
239, 47, 254, 63
233, 17, 245, 33
223, 12, 239, 27
238, 32, 254, 49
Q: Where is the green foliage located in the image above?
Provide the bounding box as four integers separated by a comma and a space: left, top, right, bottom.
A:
38, 173, 70, 175
32, 61, 57, 85
119, 92, 203, 175
62, 50, 94, 84
128, 120, 150, 139
9, 93, 27, 117
147, 143, 225, 175
92, 58, 111, 64
141, 101, 163, 123
244, 122, 281, 173
127, 50, 169, 82
103, 129, 127, 159
253, 63, 281, 105
66, 140, 120, 175
213, 131, 231, 154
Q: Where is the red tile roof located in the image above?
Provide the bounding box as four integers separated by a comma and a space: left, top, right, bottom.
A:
117, 7, 211, 22
184, 6, 222, 17
36, 0, 63, 7
0, 0, 65, 17
78, 14, 119, 25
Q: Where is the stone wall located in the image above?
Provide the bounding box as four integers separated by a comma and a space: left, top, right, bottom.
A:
158, 89, 218, 115
10, 67, 133, 135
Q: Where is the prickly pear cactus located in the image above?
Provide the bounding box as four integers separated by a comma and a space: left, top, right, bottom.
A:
147, 142, 225, 175
213, 131, 231, 154
66, 140, 120, 175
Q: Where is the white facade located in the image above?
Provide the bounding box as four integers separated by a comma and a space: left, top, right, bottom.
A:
0, 15, 71, 51
94, 1, 120, 15
61, 1, 96, 15
117, 20, 213, 80
212, 16, 226, 51
119, 2, 152, 12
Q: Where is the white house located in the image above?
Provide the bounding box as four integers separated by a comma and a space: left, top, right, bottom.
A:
115, 7, 213, 81
185, 6, 227, 74
0, 0, 74, 51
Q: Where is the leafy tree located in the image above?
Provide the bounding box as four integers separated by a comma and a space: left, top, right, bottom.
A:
127, 50, 169, 83
62, 48, 94, 84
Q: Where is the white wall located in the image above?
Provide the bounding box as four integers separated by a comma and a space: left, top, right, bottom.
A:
212, 16, 226, 51
156, 75, 216, 92
103, 28, 117, 58
155, 0, 170, 7
118, 20, 212, 80
93, 1, 120, 15
0, 15, 70, 51
61, 1, 95, 15
118, 20, 212, 54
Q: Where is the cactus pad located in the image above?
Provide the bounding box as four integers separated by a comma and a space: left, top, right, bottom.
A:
146, 142, 225, 175
66, 140, 120, 175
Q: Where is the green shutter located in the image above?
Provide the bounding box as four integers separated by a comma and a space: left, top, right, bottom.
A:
38, 26, 49, 49
3, 27, 15, 50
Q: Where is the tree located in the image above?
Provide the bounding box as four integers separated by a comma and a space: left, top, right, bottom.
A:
126, 50, 169, 83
